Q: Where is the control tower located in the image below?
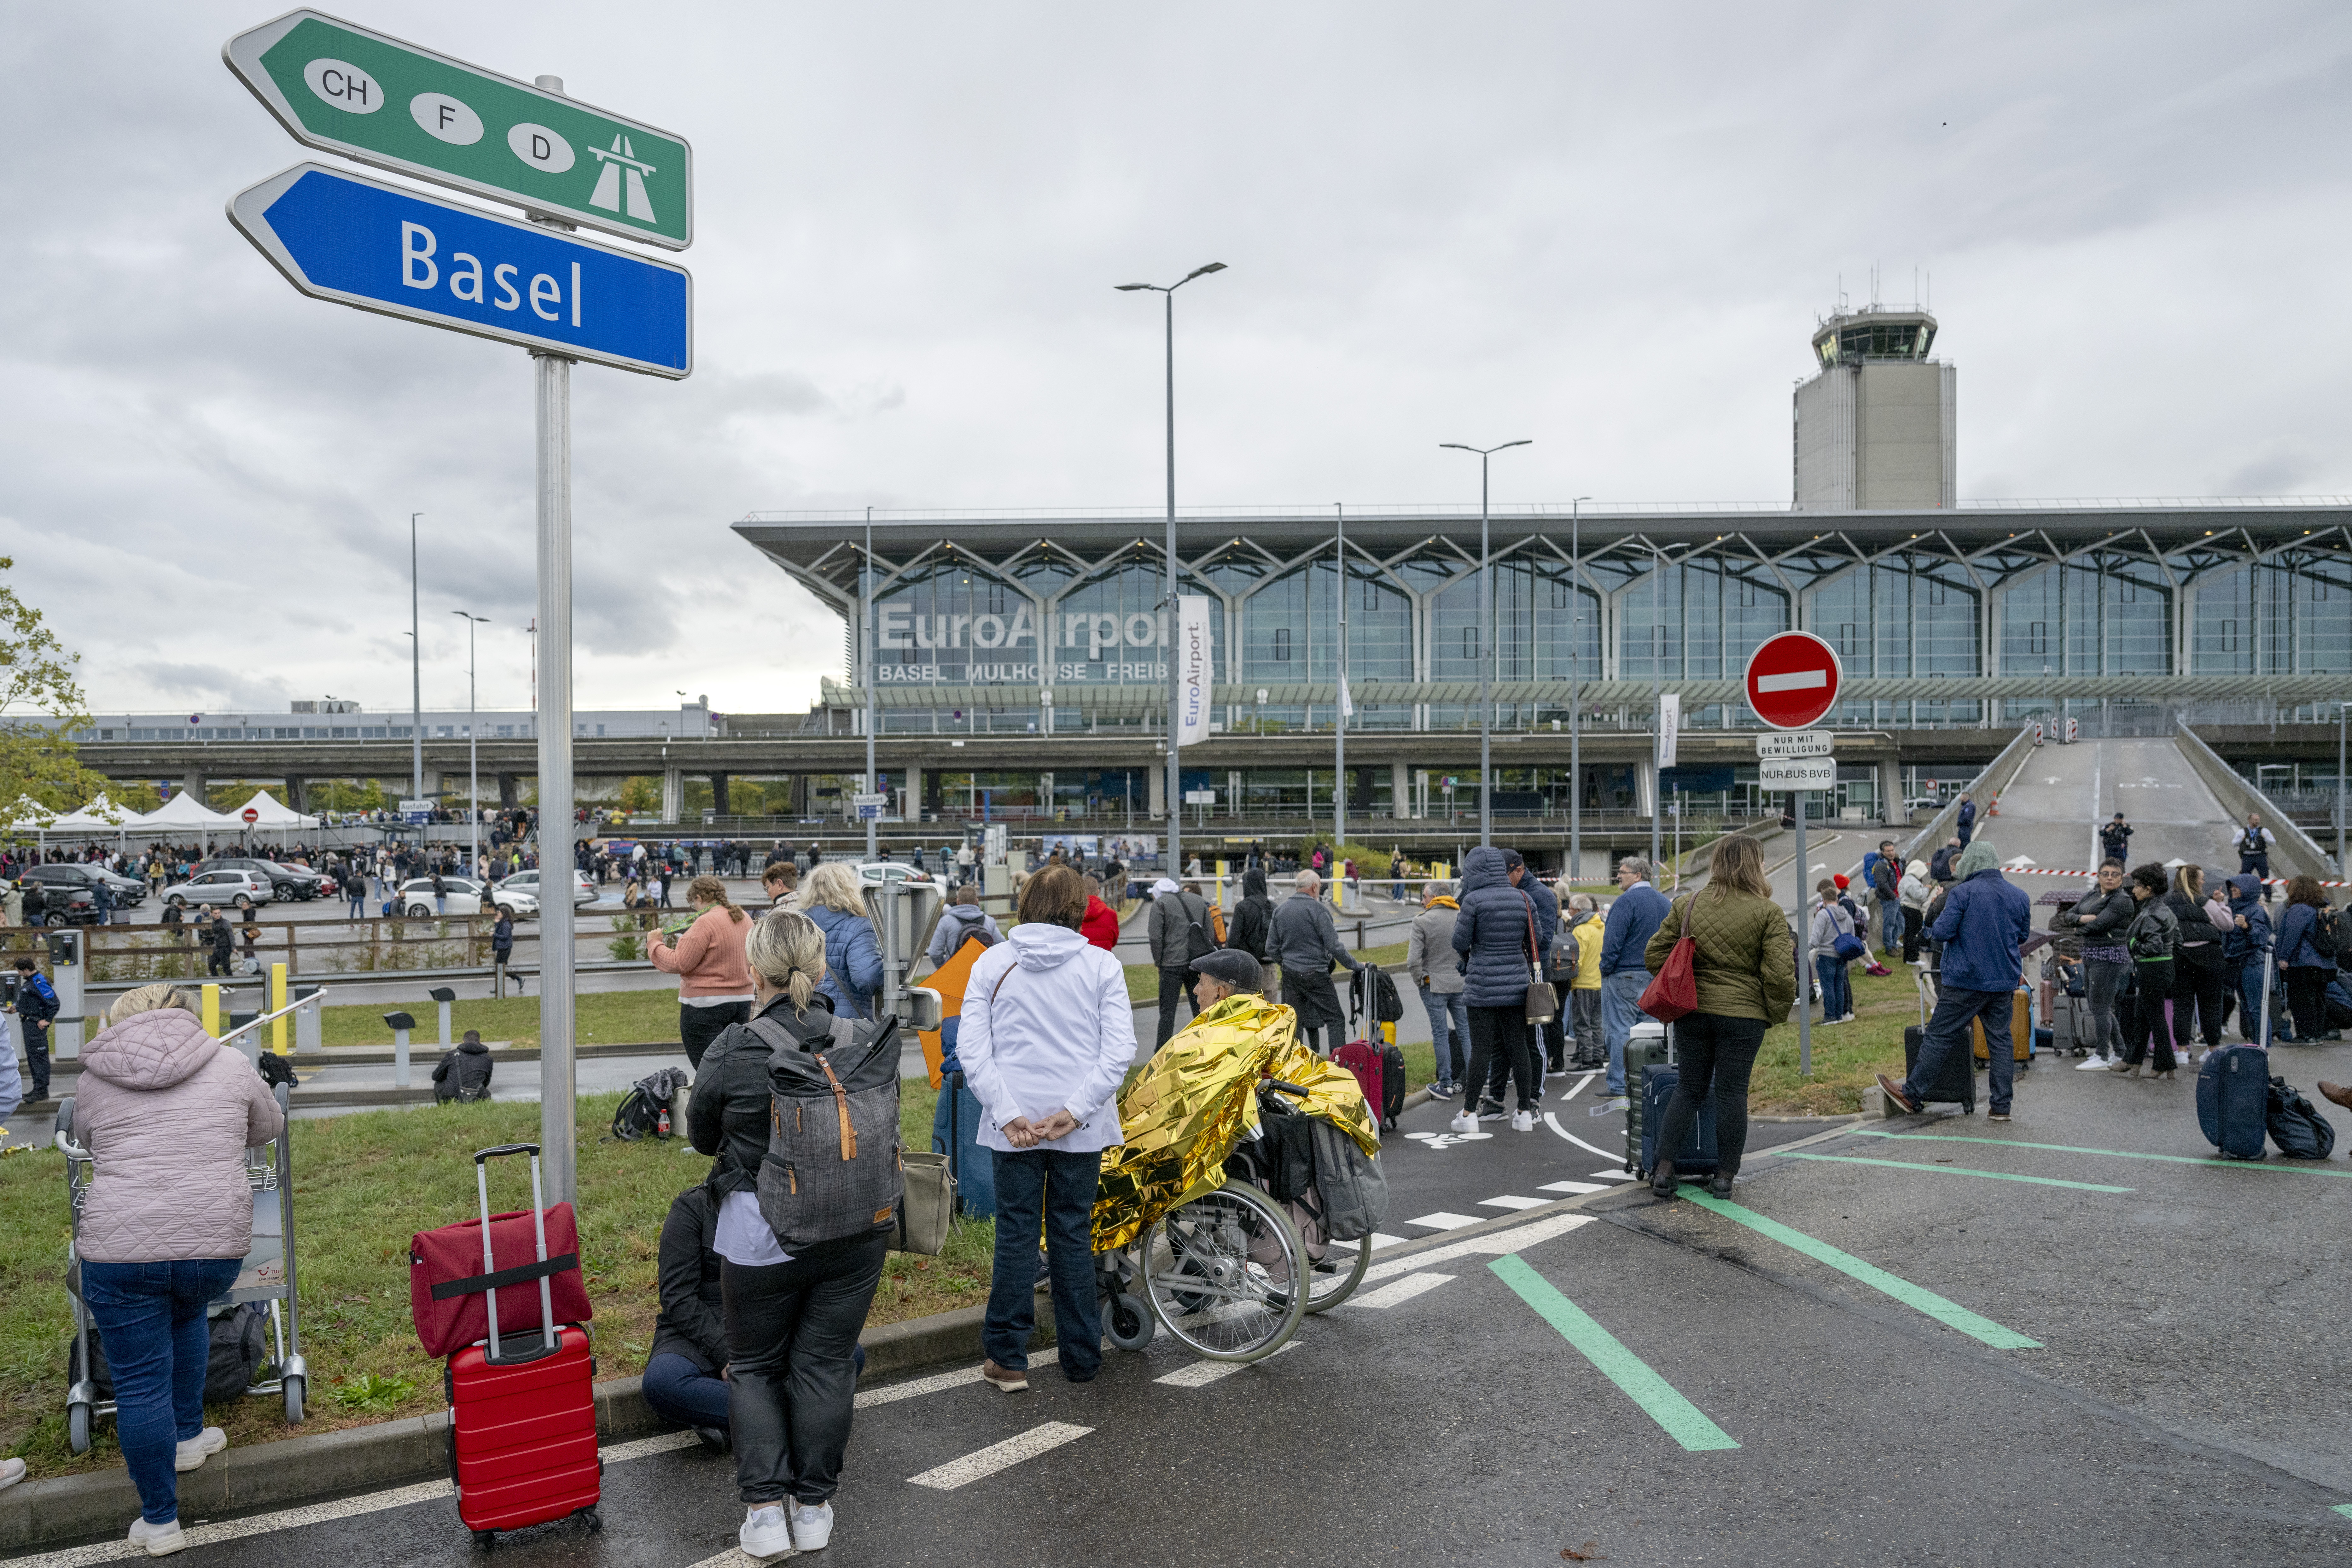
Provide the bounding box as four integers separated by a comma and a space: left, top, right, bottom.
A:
1793, 306, 1954, 510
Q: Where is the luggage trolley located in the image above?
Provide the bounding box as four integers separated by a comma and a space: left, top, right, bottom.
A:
57, 1077, 308, 1454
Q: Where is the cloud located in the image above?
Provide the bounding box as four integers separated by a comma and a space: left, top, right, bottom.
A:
7, 0, 2352, 721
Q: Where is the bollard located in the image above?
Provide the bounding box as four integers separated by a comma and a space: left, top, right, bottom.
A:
227, 1011, 260, 1066
429, 986, 457, 1049
383, 1011, 416, 1089
202, 983, 222, 1039
270, 962, 289, 1056
47, 929, 86, 1059
294, 983, 323, 1053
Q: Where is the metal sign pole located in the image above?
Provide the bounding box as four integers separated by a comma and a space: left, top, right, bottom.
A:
1796, 794, 1811, 1076
534, 338, 576, 1206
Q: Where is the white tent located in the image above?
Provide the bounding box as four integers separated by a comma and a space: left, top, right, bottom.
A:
142, 790, 239, 831
49, 794, 148, 834
232, 790, 311, 829
1, 795, 55, 832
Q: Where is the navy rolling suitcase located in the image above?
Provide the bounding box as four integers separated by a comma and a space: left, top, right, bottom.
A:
1638, 1062, 1719, 1182
1901, 972, 1975, 1113
2196, 1045, 2268, 1160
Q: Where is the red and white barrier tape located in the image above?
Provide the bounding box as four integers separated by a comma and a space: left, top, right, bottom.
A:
1999, 862, 2348, 889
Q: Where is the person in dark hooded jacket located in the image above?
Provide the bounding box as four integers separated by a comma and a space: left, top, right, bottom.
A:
1225, 868, 1274, 965
1448, 846, 1545, 1133
431, 1029, 494, 1102
1880, 839, 2032, 1120
2221, 872, 2273, 1045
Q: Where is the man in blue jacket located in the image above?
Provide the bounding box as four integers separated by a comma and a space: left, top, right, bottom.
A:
1880, 839, 2032, 1121
1956, 795, 1977, 847
1597, 857, 1671, 1099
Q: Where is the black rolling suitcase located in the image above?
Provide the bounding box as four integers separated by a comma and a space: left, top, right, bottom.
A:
1902, 971, 1974, 1113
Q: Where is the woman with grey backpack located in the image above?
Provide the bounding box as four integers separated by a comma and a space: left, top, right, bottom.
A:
686, 910, 890, 1559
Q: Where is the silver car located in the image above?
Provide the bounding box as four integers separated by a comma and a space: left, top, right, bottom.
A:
161, 870, 276, 910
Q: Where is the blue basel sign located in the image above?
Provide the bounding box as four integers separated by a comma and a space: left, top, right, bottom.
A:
228, 163, 691, 378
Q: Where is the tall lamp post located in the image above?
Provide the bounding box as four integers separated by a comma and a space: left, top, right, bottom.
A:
1333, 503, 1347, 871
1568, 495, 1590, 885
451, 612, 488, 877
1440, 440, 1532, 847
1117, 261, 1226, 883
410, 512, 424, 805
864, 506, 878, 863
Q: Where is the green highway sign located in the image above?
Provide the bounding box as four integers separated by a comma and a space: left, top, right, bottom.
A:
224, 9, 691, 249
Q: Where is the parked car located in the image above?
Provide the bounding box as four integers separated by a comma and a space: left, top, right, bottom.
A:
194, 857, 312, 901
17, 879, 101, 927
264, 860, 335, 899
396, 876, 490, 917
495, 869, 595, 906
22, 863, 146, 906
161, 870, 275, 910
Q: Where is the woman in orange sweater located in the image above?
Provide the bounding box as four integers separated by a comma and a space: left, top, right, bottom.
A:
647, 875, 756, 1068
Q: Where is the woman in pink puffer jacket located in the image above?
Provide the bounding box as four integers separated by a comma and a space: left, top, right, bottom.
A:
70, 984, 284, 1558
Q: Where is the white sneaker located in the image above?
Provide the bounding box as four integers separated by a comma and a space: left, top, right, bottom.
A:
0, 1457, 22, 1491
741, 1503, 794, 1559
127, 1517, 187, 1558
1449, 1110, 1478, 1134
1510, 1110, 1535, 1133
172, 1427, 225, 1472
791, 1501, 835, 1550
2075, 1053, 2112, 1072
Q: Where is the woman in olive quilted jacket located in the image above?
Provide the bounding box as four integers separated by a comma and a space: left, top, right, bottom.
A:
1641, 835, 1797, 1199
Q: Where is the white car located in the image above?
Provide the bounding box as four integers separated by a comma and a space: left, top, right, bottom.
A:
496, 869, 596, 906
397, 877, 488, 917
161, 870, 276, 911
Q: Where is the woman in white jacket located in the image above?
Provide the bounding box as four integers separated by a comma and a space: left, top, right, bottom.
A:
1898, 858, 1934, 966
957, 863, 1136, 1393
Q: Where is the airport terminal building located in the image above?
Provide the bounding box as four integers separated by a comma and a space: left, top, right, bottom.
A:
731, 307, 2352, 822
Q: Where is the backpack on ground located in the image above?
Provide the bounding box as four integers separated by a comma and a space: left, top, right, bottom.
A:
2266, 1076, 2337, 1160
750, 1011, 904, 1252
608, 1066, 690, 1140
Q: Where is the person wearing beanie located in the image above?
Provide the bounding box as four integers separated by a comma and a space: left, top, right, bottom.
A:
1880, 839, 2031, 1122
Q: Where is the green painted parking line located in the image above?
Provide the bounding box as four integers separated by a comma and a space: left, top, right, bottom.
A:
1685, 1192, 2042, 1350
1774, 1151, 2132, 1192
1487, 1255, 1740, 1452
1849, 1128, 2352, 1180
2334, 1503, 2352, 1519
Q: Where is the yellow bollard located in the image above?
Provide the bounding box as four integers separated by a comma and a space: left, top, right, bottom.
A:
202, 984, 221, 1038
270, 963, 288, 1055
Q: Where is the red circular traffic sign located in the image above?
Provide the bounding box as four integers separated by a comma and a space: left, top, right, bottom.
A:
1743, 631, 1843, 730
241, 807, 260, 824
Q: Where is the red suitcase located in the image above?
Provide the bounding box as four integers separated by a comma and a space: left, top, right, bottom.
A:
438, 1144, 602, 1545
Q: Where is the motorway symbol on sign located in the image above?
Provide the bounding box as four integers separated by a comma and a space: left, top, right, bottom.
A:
1757, 757, 1836, 790
224, 9, 693, 248
228, 164, 692, 378
1755, 728, 1834, 759
1743, 631, 1843, 730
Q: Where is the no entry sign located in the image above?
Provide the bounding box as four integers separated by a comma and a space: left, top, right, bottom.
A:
1743, 631, 1842, 730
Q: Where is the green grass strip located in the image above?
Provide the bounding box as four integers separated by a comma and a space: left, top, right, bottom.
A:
1848, 1128, 2352, 1179
1486, 1255, 1740, 1451
1685, 1192, 2042, 1350
1774, 1151, 2133, 1193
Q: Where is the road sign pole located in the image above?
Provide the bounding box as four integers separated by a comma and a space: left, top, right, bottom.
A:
1796, 798, 1811, 1075
529, 73, 579, 1201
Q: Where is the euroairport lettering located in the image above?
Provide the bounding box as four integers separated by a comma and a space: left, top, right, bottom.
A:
875, 663, 1168, 683
876, 608, 1174, 657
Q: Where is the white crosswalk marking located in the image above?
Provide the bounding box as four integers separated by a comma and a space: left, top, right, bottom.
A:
1362, 1212, 1593, 1285
1588, 1168, 1636, 1181
906, 1422, 1094, 1491
1344, 1271, 1456, 1309
1538, 1179, 1611, 1194
1154, 1342, 1300, 1385
1478, 1195, 1547, 1211
1405, 1210, 1482, 1229
1366, 1231, 1409, 1249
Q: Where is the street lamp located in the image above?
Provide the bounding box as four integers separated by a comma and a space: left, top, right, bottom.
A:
1440, 440, 1532, 847
1118, 261, 1226, 884
1567, 496, 1591, 885
410, 512, 423, 805
451, 612, 488, 877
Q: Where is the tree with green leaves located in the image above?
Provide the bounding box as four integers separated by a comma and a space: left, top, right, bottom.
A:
0, 557, 115, 835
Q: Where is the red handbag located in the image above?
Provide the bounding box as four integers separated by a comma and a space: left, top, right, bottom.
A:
1638, 896, 1699, 1023
410, 1196, 592, 1359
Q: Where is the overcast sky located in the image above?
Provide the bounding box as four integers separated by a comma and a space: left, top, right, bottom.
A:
7, 2, 2351, 721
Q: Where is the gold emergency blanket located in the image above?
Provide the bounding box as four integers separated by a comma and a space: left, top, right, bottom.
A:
1089, 993, 1383, 1252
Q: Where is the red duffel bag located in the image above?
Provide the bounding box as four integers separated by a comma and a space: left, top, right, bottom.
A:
410, 1180, 593, 1359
